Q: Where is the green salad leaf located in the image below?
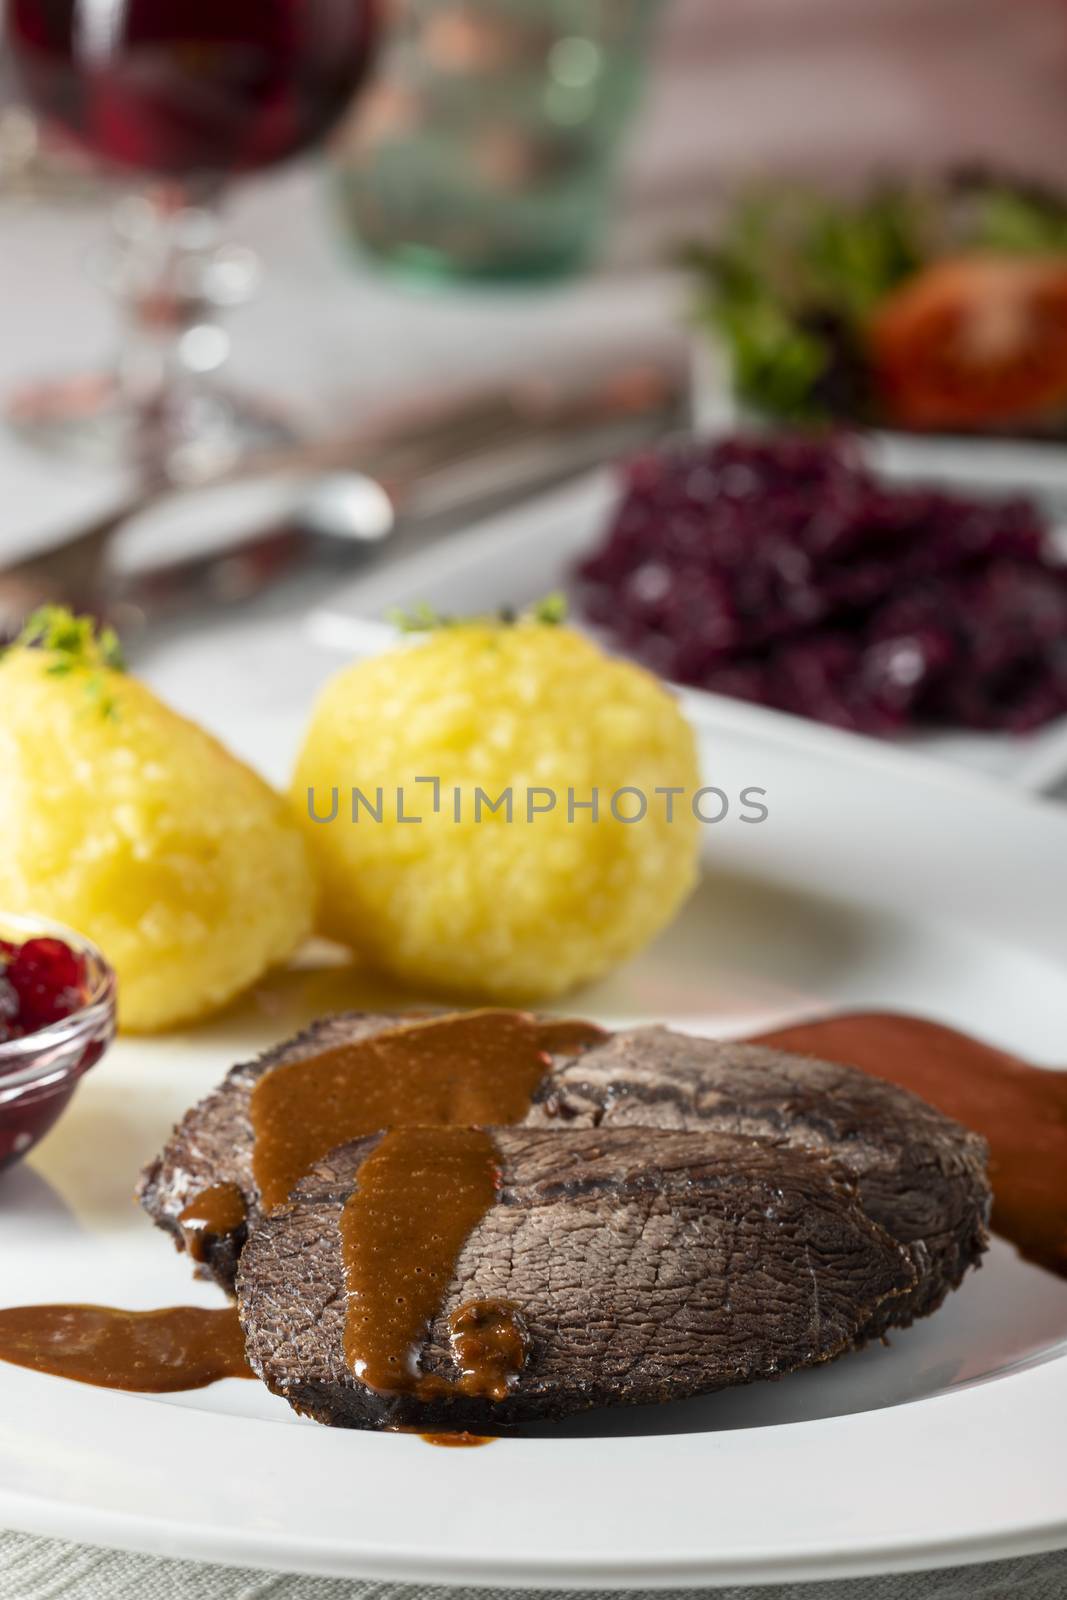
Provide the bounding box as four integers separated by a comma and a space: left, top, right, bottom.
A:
685, 173, 1067, 423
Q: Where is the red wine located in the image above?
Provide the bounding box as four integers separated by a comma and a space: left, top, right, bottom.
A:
8, 0, 378, 180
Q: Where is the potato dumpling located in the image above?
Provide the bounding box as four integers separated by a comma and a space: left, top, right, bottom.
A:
292, 617, 701, 1002
0, 624, 315, 1032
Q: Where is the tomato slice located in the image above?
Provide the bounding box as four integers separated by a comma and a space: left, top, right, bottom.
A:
869, 255, 1067, 429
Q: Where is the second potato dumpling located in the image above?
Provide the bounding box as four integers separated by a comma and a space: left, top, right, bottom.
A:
292, 615, 702, 1002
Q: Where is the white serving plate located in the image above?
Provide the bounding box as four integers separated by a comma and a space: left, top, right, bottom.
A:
311, 469, 1067, 799
0, 683, 1065, 1588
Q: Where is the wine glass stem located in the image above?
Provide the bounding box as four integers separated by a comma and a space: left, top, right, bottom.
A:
104, 182, 259, 479
6, 180, 277, 476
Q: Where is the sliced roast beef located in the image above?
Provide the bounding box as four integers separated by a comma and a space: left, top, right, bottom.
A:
237, 1126, 917, 1431
140, 1013, 989, 1339
527, 1026, 991, 1331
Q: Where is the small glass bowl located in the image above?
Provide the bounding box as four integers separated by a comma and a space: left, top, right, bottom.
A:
0, 913, 116, 1174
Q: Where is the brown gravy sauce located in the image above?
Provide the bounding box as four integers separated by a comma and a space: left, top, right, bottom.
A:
447, 1297, 529, 1402
178, 1182, 247, 1264
341, 1124, 529, 1401
0, 1303, 253, 1391
754, 1010, 1067, 1279
329, 1010, 599, 1404
250, 1009, 604, 1212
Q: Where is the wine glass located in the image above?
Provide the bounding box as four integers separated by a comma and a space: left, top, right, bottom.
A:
5, 0, 379, 478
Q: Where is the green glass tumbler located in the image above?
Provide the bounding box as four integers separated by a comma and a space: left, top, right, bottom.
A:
333, 0, 661, 282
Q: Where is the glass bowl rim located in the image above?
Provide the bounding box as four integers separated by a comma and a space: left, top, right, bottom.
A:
0, 912, 116, 1092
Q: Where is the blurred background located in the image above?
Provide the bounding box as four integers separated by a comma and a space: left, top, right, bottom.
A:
1, 0, 1067, 747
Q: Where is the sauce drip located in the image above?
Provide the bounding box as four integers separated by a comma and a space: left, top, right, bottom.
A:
178, 1182, 247, 1264
0, 1304, 253, 1392
754, 1011, 1067, 1279
341, 1126, 527, 1399
447, 1298, 529, 1403
251, 1009, 604, 1211
421, 1432, 496, 1448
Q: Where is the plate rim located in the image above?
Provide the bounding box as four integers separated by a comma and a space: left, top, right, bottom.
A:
1, 1354, 1066, 1588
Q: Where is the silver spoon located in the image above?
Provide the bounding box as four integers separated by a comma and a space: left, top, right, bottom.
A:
0, 349, 692, 637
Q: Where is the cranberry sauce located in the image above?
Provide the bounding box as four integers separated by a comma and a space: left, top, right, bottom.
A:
0, 933, 114, 1173
0, 937, 91, 1043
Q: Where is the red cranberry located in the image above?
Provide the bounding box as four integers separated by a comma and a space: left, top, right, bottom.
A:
5, 938, 89, 1032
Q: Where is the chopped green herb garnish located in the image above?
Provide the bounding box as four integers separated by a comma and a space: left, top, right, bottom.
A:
386, 601, 450, 634
8, 605, 126, 719
531, 592, 567, 625
387, 595, 569, 632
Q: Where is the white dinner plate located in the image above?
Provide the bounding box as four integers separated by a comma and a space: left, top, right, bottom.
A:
311, 469, 1067, 799
0, 668, 1065, 1589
